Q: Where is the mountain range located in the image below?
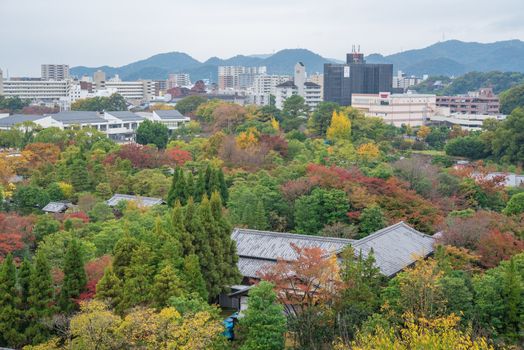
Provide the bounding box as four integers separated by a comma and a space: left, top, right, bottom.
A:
70, 40, 524, 82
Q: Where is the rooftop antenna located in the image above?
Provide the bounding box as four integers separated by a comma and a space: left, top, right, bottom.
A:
358, 45, 361, 53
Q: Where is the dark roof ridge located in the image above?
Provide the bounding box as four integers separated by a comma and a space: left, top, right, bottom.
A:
232, 227, 355, 244
352, 221, 431, 247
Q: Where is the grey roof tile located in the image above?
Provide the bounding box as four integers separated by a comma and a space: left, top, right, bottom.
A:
0, 114, 44, 127
153, 110, 186, 120
105, 111, 144, 122
42, 201, 69, 213
106, 194, 164, 207
50, 111, 105, 124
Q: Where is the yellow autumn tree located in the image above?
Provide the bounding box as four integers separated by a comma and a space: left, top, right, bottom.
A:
270, 117, 280, 132
357, 143, 380, 163
416, 125, 431, 140
236, 127, 260, 149
334, 313, 494, 350
326, 110, 351, 142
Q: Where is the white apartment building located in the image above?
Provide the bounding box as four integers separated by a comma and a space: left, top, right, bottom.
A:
392, 71, 425, 91
167, 73, 191, 89
41, 64, 70, 81
137, 110, 190, 131
103, 75, 156, 101
274, 62, 322, 110
218, 66, 266, 91
351, 92, 437, 127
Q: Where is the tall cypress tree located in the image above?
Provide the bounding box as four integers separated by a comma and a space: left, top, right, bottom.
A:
112, 234, 140, 279
18, 257, 33, 307
167, 167, 180, 207
207, 168, 221, 197
210, 191, 241, 289
218, 168, 229, 204
151, 264, 185, 308
95, 267, 122, 311
59, 239, 87, 313
174, 168, 188, 205
186, 172, 195, 201
204, 165, 212, 195
0, 254, 23, 347
182, 254, 208, 301
173, 200, 194, 255
195, 171, 206, 202
198, 195, 223, 298
26, 251, 54, 345
120, 244, 155, 311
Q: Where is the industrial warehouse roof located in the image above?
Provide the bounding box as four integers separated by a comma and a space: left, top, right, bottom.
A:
232, 222, 435, 278
50, 111, 106, 124
105, 111, 144, 122
106, 194, 165, 207
42, 201, 70, 213
153, 110, 187, 120
0, 114, 44, 127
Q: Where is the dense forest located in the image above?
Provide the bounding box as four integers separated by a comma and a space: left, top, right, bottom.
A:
0, 93, 523, 349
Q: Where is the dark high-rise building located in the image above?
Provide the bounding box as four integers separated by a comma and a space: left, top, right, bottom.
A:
323, 50, 393, 106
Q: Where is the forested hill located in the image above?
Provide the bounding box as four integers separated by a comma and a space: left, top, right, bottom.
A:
70, 40, 524, 81
366, 39, 524, 76
412, 71, 524, 95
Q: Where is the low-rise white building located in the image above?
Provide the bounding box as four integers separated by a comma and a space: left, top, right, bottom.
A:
428, 112, 506, 130
351, 92, 437, 127
104, 75, 156, 101
274, 62, 322, 110
138, 110, 190, 131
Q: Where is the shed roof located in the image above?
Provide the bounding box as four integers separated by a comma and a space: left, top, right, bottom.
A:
0, 114, 44, 127
50, 111, 105, 124
42, 201, 70, 213
106, 194, 164, 207
153, 110, 187, 120
232, 222, 435, 278
105, 111, 144, 122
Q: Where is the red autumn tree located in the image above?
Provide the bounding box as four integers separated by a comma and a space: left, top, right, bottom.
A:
164, 147, 192, 167
476, 229, 524, 268
259, 244, 341, 314
104, 143, 163, 169
0, 213, 35, 257
79, 255, 112, 301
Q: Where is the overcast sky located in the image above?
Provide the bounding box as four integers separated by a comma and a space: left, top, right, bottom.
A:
1, 0, 523, 76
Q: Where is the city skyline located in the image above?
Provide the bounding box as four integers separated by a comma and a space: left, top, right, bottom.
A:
1, 0, 523, 76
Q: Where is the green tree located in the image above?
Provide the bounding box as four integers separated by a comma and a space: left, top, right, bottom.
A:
358, 205, 386, 238
13, 185, 50, 214
337, 247, 384, 341
182, 254, 208, 301
95, 267, 123, 310
106, 93, 127, 111
444, 135, 487, 159
218, 167, 229, 204
504, 192, 524, 216
136, 120, 169, 149
175, 95, 207, 115
0, 254, 23, 347
309, 101, 340, 137
294, 188, 348, 234
120, 244, 155, 310
59, 239, 87, 313
26, 251, 55, 344
491, 107, 524, 164
112, 234, 140, 280
239, 281, 286, 350
281, 95, 309, 131
500, 83, 524, 114
151, 264, 186, 308
70, 159, 91, 192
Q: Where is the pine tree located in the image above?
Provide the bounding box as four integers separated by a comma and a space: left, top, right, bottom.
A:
151, 217, 182, 268
198, 195, 223, 298
204, 164, 212, 195
172, 200, 194, 255
151, 264, 185, 308
112, 234, 140, 279
26, 251, 55, 344
167, 167, 180, 207
120, 244, 155, 311
0, 254, 23, 347
186, 172, 195, 201
239, 281, 286, 350
503, 257, 522, 339
95, 267, 122, 310
174, 168, 188, 205
18, 257, 33, 307
207, 168, 221, 197
182, 254, 208, 301
70, 158, 91, 192
59, 239, 87, 313
218, 168, 229, 204
195, 171, 206, 202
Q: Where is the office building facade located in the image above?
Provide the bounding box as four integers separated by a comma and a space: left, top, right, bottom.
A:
324, 50, 393, 106
41, 64, 70, 81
